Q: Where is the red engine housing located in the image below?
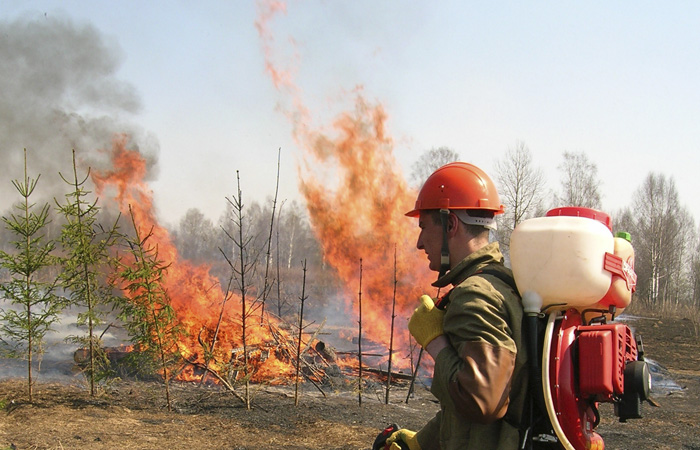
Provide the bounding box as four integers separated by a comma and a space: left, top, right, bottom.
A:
578, 322, 638, 401
547, 309, 643, 450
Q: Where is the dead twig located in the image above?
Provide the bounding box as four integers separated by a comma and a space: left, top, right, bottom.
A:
406, 347, 424, 403
183, 357, 246, 404
386, 244, 398, 404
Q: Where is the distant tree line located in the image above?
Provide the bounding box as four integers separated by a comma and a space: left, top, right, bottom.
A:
1, 142, 698, 405
405, 143, 699, 314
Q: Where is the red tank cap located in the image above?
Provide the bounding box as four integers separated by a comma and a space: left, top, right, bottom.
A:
546, 207, 612, 231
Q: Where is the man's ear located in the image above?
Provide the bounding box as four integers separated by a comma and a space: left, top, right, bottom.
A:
447, 213, 459, 233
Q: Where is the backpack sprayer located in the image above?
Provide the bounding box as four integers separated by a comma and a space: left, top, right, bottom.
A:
380, 174, 652, 450
511, 207, 651, 449
375, 206, 651, 450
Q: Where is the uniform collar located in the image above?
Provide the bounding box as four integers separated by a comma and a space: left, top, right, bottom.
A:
432, 241, 504, 288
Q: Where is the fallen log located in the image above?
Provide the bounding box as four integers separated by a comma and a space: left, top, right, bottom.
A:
314, 341, 337, 362
335, 351, 383, 357
362, 367, 415, 381
73, 346, 130, 366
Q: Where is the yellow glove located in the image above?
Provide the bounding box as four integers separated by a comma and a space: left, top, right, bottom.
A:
408, 295, 445, 348
386, 428, 421, 450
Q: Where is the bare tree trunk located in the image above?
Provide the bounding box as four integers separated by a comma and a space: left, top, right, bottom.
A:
260, 148, 281, 323
294, 259, 308, 406
406, 346, 423, 404
235, 173, 251, 410
276, 201, 285, 317
357, 258, 363, 406
201, 263, 234, 386
287, 220, 296, 270
26, 300, 33, 403
153, 307, 172, 412
385, 245, 397, 404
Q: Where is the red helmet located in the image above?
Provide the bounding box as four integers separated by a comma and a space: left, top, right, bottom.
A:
405, 162, 505, 217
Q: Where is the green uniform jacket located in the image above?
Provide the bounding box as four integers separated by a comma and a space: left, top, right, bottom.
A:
415, 242, 528, 450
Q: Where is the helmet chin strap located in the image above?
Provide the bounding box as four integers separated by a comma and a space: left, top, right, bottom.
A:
439, 209, 451, 279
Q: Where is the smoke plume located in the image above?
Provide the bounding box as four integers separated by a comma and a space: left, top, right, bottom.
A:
0, 14, 158, 211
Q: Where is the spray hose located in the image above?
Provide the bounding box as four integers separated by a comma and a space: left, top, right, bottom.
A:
542, 311, 576, 450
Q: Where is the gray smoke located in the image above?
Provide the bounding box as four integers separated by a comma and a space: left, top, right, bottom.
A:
0, 13, 159, 211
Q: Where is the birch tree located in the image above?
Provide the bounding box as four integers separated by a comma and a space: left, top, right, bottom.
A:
494, 141, 546, 254
691, 227, 700, 307
627, 173, 695, 311
556, 151, 602, 209
410, 147, 460, 188
173, 208, 216, 264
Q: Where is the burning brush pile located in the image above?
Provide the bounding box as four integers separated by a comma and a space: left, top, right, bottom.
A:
71, 92, 436, 401
73, 323, 417, 396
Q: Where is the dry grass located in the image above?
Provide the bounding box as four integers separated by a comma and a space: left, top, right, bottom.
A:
2, 308, 700, 449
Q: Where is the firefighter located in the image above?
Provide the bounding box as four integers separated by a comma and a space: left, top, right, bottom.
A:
386, 162, 528, 450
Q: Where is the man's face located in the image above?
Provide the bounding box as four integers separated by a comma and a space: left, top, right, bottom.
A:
417, 211, 443, 272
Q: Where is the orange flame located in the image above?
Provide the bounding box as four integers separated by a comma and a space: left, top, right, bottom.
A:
296, 94, 435, 368
255, 0, 436, 368
92, 134, 295, 382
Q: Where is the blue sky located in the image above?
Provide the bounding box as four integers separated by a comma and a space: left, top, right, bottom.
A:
3, 1, 699, 226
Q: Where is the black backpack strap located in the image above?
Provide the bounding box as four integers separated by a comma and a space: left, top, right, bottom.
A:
434, 288, 454, 310
473, 267, 520, 295
434, 266, 519, 310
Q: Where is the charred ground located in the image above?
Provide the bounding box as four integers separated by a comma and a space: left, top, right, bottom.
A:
0, 314, 699, 450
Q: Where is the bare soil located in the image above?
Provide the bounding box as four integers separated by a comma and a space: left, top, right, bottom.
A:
0, 315, 699, 450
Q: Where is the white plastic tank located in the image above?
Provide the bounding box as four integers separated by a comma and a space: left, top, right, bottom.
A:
510, 207, 614, 309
